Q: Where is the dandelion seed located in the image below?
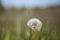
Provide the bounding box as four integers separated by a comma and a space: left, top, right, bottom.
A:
27, 30, 30, 38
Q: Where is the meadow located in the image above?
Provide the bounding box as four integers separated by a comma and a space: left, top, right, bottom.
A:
0, 7, 60, 40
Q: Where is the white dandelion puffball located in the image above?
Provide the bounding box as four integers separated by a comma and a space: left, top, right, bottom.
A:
27, 18, 42, 31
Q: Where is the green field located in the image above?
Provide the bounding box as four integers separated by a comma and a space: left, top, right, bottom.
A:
0, 13, 60, 40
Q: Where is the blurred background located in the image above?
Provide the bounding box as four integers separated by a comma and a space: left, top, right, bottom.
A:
0, 0, 60, 40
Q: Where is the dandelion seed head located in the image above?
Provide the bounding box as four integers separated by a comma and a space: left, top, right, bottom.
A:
27, 18, 42, 31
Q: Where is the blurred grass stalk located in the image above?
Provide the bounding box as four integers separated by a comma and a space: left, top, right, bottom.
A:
4, 30, 10, 40
16, 15, 21, 40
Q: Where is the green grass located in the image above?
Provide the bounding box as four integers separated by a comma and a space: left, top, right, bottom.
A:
0, 14, 60, 40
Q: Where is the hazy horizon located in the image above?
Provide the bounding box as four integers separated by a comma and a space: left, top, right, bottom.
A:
1, 0, 60, 8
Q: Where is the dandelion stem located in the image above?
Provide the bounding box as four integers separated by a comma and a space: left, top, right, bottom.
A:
34, 31, 37, 40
